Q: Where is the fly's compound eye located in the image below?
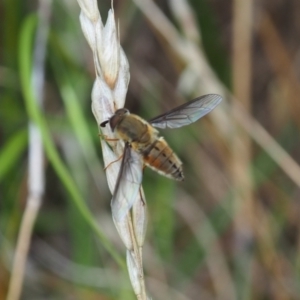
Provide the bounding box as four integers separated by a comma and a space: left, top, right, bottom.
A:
115, 108, 130, 116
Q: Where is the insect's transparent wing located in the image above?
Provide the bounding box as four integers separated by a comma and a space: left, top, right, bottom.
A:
111, 143, 143, 221
149, 94, 222, 129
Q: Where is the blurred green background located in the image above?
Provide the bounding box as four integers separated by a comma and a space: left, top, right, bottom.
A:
1, 0, 300, 299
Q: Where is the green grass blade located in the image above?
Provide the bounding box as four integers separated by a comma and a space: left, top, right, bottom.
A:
0, 130, 27, 182
18, 14, 124, 268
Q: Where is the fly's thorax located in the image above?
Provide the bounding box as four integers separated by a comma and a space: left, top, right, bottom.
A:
115, 113, 158, 145
142, 137, 184, 181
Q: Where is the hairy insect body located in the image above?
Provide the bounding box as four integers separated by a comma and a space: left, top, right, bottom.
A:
100, 94, 222, 220
109, 109, 184, 181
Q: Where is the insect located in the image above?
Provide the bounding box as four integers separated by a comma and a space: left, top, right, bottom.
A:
100, 94, 222, 220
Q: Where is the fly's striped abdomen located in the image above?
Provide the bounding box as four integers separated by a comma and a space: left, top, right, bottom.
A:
141, 137, 184, 181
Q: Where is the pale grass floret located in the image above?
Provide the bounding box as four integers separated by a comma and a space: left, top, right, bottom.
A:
77, 0, 148, 299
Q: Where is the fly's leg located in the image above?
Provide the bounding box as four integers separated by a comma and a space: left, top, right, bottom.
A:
99, 134, 122, 170
104, 155, 123, 171
139, 165, 146, 205
99, 133, 119, 142
139, 188, 146, 205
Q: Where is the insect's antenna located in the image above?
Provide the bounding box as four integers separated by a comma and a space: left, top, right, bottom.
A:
100, 120, 109, 127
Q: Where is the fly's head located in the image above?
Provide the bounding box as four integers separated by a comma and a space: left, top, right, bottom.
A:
100, 108, 130, 132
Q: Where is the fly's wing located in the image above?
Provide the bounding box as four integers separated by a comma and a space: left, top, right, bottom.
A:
111, 143, 143, 221
149, 94, 222, 129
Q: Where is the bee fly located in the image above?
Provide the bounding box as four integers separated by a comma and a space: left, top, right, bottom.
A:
100, 94, 222, 220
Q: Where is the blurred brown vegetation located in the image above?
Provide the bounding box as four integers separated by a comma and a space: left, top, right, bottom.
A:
1, 0, 300, 299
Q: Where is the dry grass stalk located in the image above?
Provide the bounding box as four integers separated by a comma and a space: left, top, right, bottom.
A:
132, 0, 300, 188
76, 0, 148, 299
6, 1, 51, 300
258, 13, 300, 128
132, 1, 300, 297
231, 0, 255, 256
175, 192, 237, 300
